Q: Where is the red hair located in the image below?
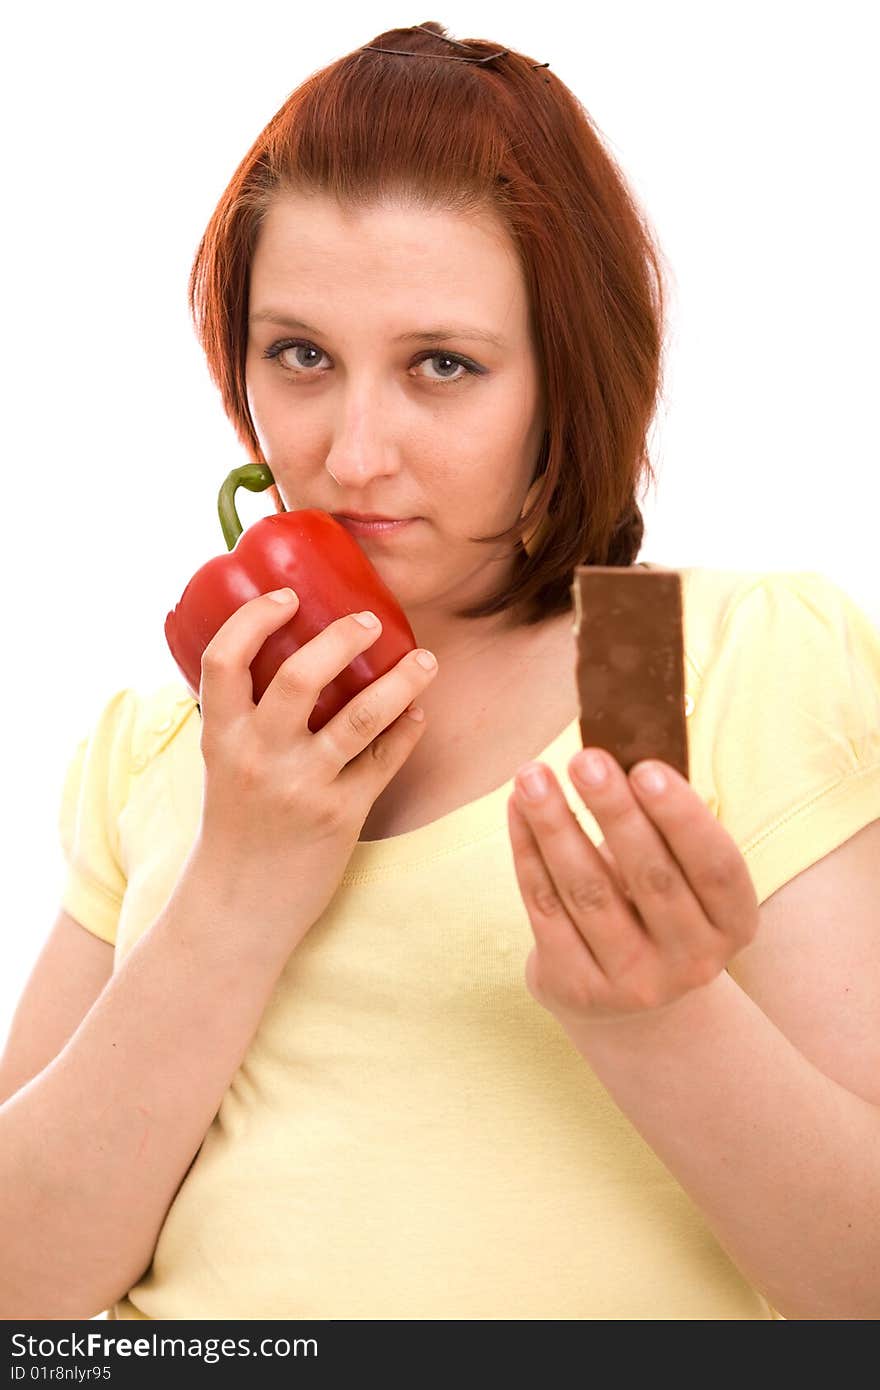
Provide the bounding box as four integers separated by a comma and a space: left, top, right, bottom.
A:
189, 21, 670, 623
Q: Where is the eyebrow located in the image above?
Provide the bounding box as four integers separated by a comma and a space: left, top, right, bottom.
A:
248, 310, 506, 349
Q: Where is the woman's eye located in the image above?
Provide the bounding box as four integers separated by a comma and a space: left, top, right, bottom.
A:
415, 352, 477, 383
262, 339, 479, 385
267, 341, 329, 373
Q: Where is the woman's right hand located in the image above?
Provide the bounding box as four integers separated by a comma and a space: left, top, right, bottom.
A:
190, 587, 438, 952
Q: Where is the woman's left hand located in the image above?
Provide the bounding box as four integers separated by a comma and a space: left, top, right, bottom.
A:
507, 749, 760, 1030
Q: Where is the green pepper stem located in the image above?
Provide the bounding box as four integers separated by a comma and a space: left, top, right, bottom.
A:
217, 463, 286, 551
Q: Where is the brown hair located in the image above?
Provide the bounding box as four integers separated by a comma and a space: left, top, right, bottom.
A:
189, 20, 670, 623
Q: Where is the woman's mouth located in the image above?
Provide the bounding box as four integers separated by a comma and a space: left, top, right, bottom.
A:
333, 515, 419, 538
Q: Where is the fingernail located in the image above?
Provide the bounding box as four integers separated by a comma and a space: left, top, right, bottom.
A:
353, 610, 380, 627
414, 649, 437, 669
574, 751, 608, 785
632, 763, 666, 794
267, 588, 297, 603
519, 765, 549, 800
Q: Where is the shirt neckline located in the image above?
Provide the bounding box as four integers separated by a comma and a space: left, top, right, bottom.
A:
343, 713, 582, 881
340, 561, 662, 881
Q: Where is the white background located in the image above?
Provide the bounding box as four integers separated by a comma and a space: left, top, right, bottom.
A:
1, 0, 877, 1045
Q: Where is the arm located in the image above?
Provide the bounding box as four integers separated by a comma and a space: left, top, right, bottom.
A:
0, 911, 115, 1106
0, 844, 300, 1320
563, 965, 880, 1321
508, 750, 880, 1321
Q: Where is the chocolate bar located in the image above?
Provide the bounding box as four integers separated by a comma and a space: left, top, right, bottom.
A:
571, 565, 689, 781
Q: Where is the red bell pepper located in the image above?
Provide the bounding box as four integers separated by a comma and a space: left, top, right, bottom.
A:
164, 463, 417, 732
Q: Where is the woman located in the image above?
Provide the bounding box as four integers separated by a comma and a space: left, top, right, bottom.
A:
2, 22, 879, 1321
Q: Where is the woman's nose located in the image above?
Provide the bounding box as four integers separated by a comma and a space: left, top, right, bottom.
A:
322, 402, 403, 487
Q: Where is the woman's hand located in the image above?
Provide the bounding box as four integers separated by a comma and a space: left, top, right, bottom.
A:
193, 589, 439, 954
507, 749, 760, 1031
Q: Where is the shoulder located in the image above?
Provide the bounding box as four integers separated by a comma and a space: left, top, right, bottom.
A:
70, 680, 198, 778
676, 561, 873, 618
675, 564, 880, 903
678, 562, 880, 747
128, 681, 200, 774
675, 564, 876, 678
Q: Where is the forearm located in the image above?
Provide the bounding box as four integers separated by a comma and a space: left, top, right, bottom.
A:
0, 847, 296, 1320
561, 969, 880, 1320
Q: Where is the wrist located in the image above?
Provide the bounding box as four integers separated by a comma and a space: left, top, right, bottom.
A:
163, 838, 311, 969
555, 971, 735, 1060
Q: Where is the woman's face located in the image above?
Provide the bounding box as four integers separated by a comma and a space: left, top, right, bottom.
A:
245, 190, 546, 620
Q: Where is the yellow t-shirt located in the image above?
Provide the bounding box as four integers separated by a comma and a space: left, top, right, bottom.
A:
57, 566, 880, 1320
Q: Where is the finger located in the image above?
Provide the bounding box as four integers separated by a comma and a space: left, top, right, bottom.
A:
507, 794, 607, 998
511, 766, 651, 982
199, 588, 302, 727
257, 607, 389, 737
337, 695, 432, 811
623, 758, 759, 950
571, 751, 758, 955
595, 837, 633, 903
322, 643, 439, 778
566, 751, 714, 967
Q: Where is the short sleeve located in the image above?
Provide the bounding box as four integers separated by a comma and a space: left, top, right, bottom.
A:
694, 570, 880, 904
57, 688, 140, 946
